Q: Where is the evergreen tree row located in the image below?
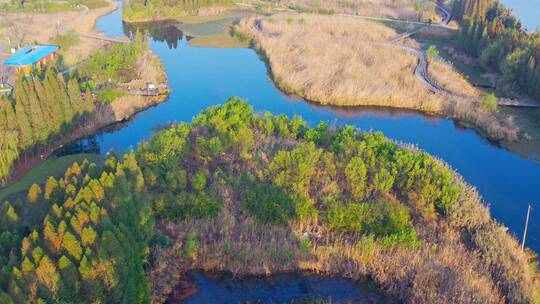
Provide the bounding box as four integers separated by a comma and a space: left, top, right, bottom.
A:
453, 0, 540, 98
0, 154, 154, 303
0, 69, 95, 184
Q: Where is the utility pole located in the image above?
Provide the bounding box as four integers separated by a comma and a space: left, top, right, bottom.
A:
521, 203, 532, 252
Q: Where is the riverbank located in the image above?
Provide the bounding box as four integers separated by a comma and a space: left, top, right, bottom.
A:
235, 13, 521, 143
122, 0, 234, 23
2, 48, 168, 189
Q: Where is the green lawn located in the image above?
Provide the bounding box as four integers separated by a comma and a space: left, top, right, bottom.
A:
0, 153, 104, 202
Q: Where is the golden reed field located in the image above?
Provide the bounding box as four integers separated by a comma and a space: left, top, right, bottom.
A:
236, 13, 520, 141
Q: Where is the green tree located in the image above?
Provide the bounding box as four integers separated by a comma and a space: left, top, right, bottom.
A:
345, 156, 367, 200
426, 45, 439, 62
480, 93, 498, 112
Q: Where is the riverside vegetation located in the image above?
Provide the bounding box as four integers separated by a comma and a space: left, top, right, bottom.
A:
123, 0, 234, 22
453, 0, 540, 99
235, 14, 521, 142
2, 99, 537, 303
0, 0, 109, 13
0, 33, 166, 186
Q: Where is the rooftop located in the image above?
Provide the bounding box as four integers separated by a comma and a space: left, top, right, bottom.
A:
3, 45, 59, 66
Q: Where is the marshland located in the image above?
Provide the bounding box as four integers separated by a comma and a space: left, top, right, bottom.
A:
0, 0, 539, 303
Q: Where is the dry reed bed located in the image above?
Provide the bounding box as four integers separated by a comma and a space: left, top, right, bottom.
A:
275, 0, 422, 20
149, 174, 538, 304
238, 14, 437, 109
235, 13, 520, 142
429, 59, 479, 97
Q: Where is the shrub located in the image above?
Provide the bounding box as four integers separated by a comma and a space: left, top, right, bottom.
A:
325, 202, 367, 233
96, 88, 126, 104
299, 238, 312, 255
184, 229, 198, 260
426, 45, 439, 62
242, 181, 295, 225
157, 191, 221, 220
191, 169, 208, 192
480, 93, 498, 112
325, 200, 413, 237
53, 30, 80, 52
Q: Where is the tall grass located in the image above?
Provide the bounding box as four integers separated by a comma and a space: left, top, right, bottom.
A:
236, 14, 520, 142
269, 0, 422, 20
150, 171, 538, 304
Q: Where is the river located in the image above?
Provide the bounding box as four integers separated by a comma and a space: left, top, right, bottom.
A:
43, 2, 540, 302
81, 3, 540, 254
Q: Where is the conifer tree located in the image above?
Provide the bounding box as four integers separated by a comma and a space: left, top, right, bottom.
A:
14, 88, 34, 149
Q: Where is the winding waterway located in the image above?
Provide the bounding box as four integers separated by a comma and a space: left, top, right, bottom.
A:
70, 3, 540, 256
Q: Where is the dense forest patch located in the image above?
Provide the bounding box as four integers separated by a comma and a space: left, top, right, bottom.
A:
453, 0, 540, 99
0, 155, 154, 303
0, 33, 163, 186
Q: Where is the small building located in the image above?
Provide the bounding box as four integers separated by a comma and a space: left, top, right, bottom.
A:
3, 45, 60, 76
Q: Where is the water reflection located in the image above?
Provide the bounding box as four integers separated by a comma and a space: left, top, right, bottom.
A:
177, 271, 383, 304
123, 20, 184, 49
53, 136, 101, 157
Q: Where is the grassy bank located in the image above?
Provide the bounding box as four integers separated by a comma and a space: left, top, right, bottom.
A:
234, 13, 521, 143
122, 0, 234, 22
0, 153, 104, 202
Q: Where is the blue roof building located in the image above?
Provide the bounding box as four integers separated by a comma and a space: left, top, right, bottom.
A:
3, 45, 60, 75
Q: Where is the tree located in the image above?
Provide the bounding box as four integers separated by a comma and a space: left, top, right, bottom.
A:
0, 131, 19, 182
44, 177, 60, 202
81, 227, 97, 247
35, 255, 60, 296
426, 45, 439, 62
345, 156, 367, 200
62, 231, 83, 261
27, 184, 42, 205
480, 93, 498, 112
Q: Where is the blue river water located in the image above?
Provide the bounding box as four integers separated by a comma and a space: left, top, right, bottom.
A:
180, 271, 383, 303
86, 4, 540, 255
